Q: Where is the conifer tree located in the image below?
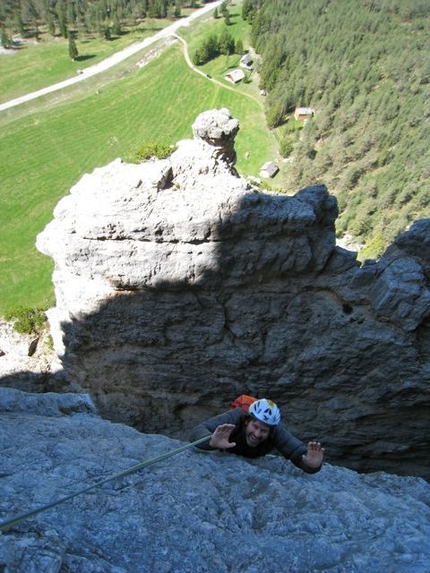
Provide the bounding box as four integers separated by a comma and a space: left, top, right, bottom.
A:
14, 12, 24, 35
68, 33, 78, 60
0, 26, 12, 48
112, 14, 121, 36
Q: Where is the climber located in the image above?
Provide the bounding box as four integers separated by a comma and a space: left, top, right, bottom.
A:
189, 398, 324, 474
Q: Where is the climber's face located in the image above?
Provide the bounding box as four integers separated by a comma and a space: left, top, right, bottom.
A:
246, 419, 270, 447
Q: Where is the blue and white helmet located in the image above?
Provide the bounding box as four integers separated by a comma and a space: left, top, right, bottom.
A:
249, 399, 281, 427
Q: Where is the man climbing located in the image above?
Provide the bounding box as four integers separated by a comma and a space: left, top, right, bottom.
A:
189, 398, 324, 474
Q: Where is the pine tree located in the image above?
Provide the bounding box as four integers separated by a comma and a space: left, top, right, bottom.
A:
68, 34, 78, 60
112, 14, 121, 36
0, 26, 12, 48
14, 12, 24, 35
219, 28, 234, 55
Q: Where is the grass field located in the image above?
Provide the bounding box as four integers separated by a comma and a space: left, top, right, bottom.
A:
0, 2, 281, 315
0, 13, 198, 104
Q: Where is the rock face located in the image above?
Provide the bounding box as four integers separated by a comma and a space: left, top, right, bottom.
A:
0, 319, 58, 389
34, 109, 430, 479
1, 389, 430, 573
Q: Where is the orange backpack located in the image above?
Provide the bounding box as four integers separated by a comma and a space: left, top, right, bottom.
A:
230, 394, 257, 413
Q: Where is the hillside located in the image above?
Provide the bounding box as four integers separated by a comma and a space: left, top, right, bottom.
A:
0, 1, 276, 314
245, 0, 430, 257
1, 0, 429, 314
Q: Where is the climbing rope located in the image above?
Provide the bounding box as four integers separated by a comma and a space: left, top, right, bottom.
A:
0, 435, 210, 532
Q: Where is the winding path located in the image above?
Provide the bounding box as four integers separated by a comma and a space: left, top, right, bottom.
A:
173, 33, 263, 109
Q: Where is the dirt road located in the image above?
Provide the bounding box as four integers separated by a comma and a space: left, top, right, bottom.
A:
0, 1, 221, 113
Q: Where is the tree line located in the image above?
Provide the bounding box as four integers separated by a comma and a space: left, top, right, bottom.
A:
192, 1, 242, 64
244, 0, 430, 256
0, 0, 212, 45
192, 29, 243, 65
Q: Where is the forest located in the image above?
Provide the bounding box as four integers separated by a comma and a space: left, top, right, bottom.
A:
244, 0, 429, 255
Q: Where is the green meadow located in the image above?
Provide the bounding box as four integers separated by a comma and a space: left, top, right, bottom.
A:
0, 4, 280, 315
0, 12, 199, 105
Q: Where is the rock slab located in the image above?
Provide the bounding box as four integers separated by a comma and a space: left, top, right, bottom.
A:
1, 389, 430, 573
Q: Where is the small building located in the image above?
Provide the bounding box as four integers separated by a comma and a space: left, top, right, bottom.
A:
224, 69, 245, 84
239, 54, 253, 70
260, 161, 279, 179
294, 107, 314, 121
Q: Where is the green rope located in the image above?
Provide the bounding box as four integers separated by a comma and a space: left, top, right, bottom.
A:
0, 435, 210, 532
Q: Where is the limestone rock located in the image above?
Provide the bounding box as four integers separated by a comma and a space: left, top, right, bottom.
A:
31, 109, 430, 479
0, 387, 96, 416
192, 107, 239, 165
0, 319, 59, 391
1, 389, 429, 573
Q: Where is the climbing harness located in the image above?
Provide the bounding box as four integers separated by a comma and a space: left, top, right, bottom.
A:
0, 435, 209, 532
